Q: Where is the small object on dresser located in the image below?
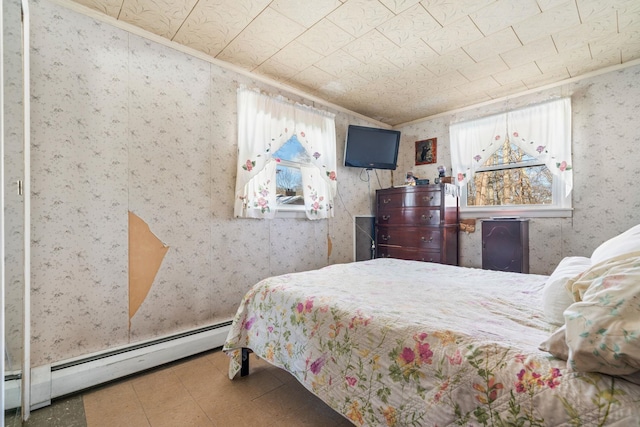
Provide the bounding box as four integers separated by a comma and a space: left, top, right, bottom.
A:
440, 176, 453, 184
405, 172, 416, 185
415, 179, 430, 185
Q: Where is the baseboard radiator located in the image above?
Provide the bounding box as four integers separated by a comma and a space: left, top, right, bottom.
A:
4, 321, 232, 410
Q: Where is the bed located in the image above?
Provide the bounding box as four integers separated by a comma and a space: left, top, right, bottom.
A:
223, 227, 640, 426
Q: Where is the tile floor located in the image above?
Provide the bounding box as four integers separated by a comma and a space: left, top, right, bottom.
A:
4, 349, 353, 427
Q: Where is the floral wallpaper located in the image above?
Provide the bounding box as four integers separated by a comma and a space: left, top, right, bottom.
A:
29, 0, 130, 364
397, 64, 640, 274
126, 36, 213, 340
3, 0, 25, 371
22, 0, 381, 367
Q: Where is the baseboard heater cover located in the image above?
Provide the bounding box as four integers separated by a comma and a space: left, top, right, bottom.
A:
4, 321, 232, 410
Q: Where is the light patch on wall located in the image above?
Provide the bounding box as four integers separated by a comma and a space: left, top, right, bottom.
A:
128, 211, 169, 326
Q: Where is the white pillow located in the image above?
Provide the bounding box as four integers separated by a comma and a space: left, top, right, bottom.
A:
590, 224, 640, 265
540, 325, 640, 385
542, 256, 591, 325
562, 252, 640, 376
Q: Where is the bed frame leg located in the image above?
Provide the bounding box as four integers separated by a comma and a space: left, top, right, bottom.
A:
241, 348, 250, 377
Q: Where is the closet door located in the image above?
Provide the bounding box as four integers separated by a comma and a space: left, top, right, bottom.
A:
2, 0, 29, 419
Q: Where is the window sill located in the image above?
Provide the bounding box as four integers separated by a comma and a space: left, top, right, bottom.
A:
460, 207, 573, 219
276, 206, 307, 219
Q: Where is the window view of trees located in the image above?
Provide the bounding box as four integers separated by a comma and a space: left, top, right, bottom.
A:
273, 135, 309, 205
275, 166, 301, 195
467, 140, 553, 206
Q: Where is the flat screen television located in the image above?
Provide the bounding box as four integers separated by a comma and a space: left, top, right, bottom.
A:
344, 125, 401, 170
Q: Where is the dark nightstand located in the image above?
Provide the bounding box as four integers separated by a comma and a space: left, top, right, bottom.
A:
482, 219, 529, 273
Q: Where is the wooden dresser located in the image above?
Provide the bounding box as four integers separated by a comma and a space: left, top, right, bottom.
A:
375, 185, 459, 265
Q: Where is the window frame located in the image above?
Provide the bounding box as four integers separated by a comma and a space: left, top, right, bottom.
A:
274, 141, 308, 217
275, 163, 306, 217
459, 167, 572, 219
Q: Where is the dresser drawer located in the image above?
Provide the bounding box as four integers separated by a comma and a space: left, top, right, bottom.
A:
377, 208, 441, 226
377, 193, 404, 209
377, 226, 441, 249
377, 246, 442, 263
404, 190, 441, 207
377, 188, 442, 209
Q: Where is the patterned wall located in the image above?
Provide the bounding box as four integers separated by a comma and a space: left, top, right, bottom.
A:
26, 0, 384, 366
397, 64, 640, 274
3, 0, 25, 370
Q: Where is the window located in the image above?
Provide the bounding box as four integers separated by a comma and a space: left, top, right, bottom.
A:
451, 98, 572, 218
467, 142, 552, 206
234, 88, 337, 220
273, 134, 308, 210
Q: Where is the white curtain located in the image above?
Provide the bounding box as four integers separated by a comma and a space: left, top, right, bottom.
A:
507, 98, 572, 196
450, 98, 573, 196
450, 113, 506, 187
234, 87, 337, 219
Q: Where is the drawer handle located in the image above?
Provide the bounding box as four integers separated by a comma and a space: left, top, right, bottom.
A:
382, 215, 390, 220
422, 196, 434, 201
421, 236, 433, 242
421, 214, 433, 221
381, 235, 390, 241
382, 198, 392, 204
421, 258, 434, 262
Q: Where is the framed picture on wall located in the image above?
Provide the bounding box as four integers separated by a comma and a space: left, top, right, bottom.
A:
415, 138, 437, 165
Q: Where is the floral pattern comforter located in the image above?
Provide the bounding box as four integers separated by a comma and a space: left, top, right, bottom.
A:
223, 259, 640, 426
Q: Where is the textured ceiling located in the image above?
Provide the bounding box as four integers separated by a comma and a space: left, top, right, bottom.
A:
65, 0, 640, 125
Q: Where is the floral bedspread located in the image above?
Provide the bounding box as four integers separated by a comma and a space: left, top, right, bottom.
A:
223, 258, 640, 426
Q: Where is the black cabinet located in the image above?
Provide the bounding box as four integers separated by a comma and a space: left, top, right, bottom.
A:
482, 219, 529, 273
